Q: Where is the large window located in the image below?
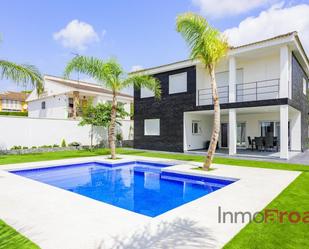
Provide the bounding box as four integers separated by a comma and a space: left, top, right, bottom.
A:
260, 121, 280, 137
169, 72, 187, 94
144, 119, 160, 136
141, 87, 155, 98
237, 122, 246, 147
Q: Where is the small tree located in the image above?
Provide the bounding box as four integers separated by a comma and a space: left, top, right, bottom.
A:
79, 102, 129, 150
61, 139, 66, 147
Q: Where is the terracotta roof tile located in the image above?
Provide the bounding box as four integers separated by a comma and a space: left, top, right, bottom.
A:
0, 91, 29, 101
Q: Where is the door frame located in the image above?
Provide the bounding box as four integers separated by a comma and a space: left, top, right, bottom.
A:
220, 123, 228, 148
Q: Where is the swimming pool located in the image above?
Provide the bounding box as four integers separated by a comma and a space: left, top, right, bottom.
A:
11, 161, 236, 217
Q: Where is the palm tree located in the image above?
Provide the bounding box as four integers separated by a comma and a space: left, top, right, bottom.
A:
0, 37, 44, 93
64, 56, 161, 159
176, 12, 228, 170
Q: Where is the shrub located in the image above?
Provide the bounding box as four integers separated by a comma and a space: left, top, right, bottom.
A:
53, 144, 59, 148
116, 133, 123, 141
61, 139, 67, 147
31, 146, 37, 149
40, 145, 52, 148
22, 146, 28, 149
10, 145, 22, 150
0, 111, 28, 117
68, 142, 81, 147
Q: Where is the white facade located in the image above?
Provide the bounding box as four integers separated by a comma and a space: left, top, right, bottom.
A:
1, 99, 23, 111
184, 105, 302, 159
135, 32, 309, 160
27, 76, 133, 121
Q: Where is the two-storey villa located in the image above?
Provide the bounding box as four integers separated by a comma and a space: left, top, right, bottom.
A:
133, 32, 309, 159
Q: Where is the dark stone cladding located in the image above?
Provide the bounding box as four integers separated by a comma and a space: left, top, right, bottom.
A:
289, 53, 309, 151
134, 66, 196, 152
134, 65, 291, 152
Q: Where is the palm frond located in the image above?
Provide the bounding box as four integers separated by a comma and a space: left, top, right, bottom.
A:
176, 12, 228, 66
124, 74, 161, 99
0, 60, 43, 94
64, 56, 123, 91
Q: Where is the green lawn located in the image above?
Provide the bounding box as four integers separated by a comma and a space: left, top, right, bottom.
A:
1, 148, 308, 248
0, 220, 39, 249
1, 148, 308, 172
224, 172, 309, 249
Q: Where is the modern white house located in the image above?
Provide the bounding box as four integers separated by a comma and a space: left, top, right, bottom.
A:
27, 75, 133, 120
133, 32, 309, 159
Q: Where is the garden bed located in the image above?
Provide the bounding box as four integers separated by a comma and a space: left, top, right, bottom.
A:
0, 146, 80, 155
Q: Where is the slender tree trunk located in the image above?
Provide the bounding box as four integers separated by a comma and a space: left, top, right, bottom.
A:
108, 92, 117, 159
204, 65, 220, 170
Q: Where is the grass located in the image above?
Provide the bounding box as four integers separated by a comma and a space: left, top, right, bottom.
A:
0, 220, 39, 249
224, 172, 309, 249
1, 148, 308, 248
0, 149, 110, 165
1, 148, 309, 172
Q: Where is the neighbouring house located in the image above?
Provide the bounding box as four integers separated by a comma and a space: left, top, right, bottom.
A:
26, 75, 134, 142
133, 32, 309, 159
0, 91, 29, 112
27, 75, 133, 120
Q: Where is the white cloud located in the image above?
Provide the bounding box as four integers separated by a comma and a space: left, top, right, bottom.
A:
224, 3, 309, 54
53, 20, 100, 50
193, 0, 274, 18
130, 65, 144, 72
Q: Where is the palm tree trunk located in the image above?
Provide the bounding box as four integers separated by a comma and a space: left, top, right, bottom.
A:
109, 92, 117, 159
90, 124, 93, 150
204, 65, 220, 170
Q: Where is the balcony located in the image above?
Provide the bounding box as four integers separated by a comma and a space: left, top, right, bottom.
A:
197, 78, 280, 106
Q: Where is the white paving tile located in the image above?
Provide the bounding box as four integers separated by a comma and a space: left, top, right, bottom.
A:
0, 155, 300, 249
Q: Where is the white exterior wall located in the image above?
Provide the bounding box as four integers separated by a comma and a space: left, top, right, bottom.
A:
184, 112, 212, 150
0, 116, 133, 150
28, 94, 68, 119
196, 53, 282, 105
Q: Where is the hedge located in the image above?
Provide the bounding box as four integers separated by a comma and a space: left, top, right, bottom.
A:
0, 111, 28, 117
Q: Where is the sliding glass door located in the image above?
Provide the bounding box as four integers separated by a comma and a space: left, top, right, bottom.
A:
260, 121, 290, 146
237, 122, 246, 147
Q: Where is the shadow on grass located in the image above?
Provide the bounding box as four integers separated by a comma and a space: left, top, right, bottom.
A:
100, 218, 216, 249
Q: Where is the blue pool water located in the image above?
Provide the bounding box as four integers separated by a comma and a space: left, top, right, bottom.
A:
11, 161, 236, 217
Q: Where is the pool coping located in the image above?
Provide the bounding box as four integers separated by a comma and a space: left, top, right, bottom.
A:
0, 155, 301, 249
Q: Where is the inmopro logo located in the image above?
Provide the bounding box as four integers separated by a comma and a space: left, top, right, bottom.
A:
218, 206, 309, 224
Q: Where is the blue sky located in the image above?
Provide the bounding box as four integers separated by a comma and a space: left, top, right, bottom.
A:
1, 0, 308, 93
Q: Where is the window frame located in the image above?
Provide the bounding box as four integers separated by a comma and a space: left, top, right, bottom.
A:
192, 120, 201, 135
140, 87, 155, 98
41, 101, 46, 110
144, 118, 160, 136
168, 72, 187, 95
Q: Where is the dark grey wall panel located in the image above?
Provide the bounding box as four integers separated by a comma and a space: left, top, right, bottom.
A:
290, 54, 309, 151
134, 66, 196, 152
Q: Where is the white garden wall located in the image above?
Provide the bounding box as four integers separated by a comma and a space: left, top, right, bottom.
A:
0, 116, 133, 150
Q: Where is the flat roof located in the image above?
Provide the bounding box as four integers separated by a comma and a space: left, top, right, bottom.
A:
132, 31, 308, 76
